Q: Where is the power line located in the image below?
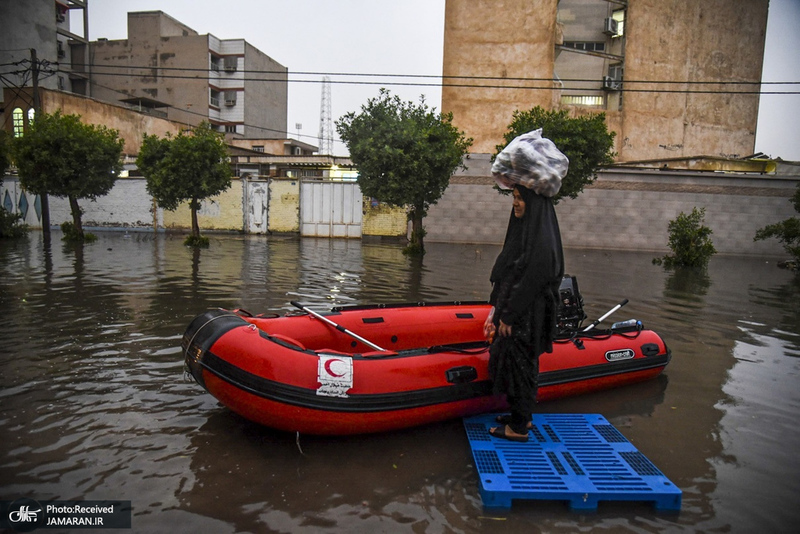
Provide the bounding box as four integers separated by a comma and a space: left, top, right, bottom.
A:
6, 54, 798, 155
69, 72, 328, 145
7, 54, 798, 96
75, 67, 800, 96
77, 61, 800, 87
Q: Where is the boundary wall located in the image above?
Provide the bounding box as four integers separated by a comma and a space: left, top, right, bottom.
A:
2, 169, 798, 256
420, 168, 798, 256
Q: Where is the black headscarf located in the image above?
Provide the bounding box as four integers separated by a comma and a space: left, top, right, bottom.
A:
489, 185, 564, 326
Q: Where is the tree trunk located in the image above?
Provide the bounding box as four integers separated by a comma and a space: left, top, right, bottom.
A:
405, 206, 426, 255
190, 198, 200, 238
68, 195, 83, 239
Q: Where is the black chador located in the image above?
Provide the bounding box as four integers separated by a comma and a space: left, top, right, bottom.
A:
488, 185, 564, 436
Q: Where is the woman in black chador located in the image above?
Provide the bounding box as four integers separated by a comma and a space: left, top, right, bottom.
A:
483, 129, 568, 442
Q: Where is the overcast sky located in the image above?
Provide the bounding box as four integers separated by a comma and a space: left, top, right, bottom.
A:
86, 0, 799, 160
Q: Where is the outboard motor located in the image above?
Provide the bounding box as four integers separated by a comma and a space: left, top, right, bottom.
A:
556, 275, 586, 336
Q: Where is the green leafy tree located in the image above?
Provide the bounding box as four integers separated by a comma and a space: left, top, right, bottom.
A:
754, 185, 800, 268
12, 111, 123, 241
137, 122, 231, 247
653, 207, 717, 269
336, 89, 472, 255
1, 129, 29, 238
496, 107, 616, 202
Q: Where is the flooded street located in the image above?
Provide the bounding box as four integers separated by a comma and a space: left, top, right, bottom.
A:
1, 231, 799, 533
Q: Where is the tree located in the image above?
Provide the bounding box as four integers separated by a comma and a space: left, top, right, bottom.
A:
137, 122, 231, 247
496, 107, 616, 202
0, 129, 28, 238
337, 89, 472, 255
12, 111, 123, 241
754, 185, 800, 269
653, 207, 717, 269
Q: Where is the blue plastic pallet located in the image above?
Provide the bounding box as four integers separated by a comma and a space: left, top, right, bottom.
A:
463, 413, 682, 511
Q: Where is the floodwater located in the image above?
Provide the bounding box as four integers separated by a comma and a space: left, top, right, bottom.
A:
1, 231, 799, 533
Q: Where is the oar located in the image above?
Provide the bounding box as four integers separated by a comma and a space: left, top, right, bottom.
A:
290, 301, 389, 352
582, 299, 629, 332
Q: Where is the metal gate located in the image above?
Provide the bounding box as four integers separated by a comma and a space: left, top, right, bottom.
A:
300, 181, 362, 238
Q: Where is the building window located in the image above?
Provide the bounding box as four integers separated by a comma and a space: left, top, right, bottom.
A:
612, 9, 625, 37
561, 95, 605, 107
12, 108, 24, 137
28, 108, 35, 125
563, 42, 606, 52
210, 55, 220, 72
252, 145, 264, 152
224, 124, 238, 134
209, 89, 220, 107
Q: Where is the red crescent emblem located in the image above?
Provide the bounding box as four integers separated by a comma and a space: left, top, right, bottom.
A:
324, 358, 346, 377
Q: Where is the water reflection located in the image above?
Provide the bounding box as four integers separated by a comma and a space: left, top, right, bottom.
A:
1, 232, 799, 532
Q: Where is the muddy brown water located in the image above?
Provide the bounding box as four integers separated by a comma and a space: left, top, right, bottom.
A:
1, 232, 799, 533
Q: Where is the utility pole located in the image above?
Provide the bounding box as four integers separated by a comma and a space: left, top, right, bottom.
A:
31, 48, 51, 237
318, 76, 334, 156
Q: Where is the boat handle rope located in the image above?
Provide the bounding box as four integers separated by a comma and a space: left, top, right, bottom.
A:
183, 310, 240, 361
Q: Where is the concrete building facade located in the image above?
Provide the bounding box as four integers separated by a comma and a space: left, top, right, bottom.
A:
90, 11, 288, 138
442, 0, 769, 161
0, 0, 91, 103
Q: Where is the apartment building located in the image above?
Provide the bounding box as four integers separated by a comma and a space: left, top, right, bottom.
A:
90, 11, 288, 139
0, 0, 91, 98
442, 0, 769, 161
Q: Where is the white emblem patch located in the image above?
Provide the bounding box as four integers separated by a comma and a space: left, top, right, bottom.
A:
317, 354, 353, 398
605, 348, 635, 362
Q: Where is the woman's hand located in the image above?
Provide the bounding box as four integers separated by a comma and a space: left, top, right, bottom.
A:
483, 307, 496, 342
497, 320, 513, 338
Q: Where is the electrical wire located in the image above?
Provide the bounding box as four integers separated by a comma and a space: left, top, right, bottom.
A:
78, 61, 799, 88
6, 52, 799, 151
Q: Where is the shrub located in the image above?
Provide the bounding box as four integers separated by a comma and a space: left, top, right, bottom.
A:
754, 184, 800, 269
0, 207, 29, 238
755, 218, 800, 269
61, 221, 97, 243
653, 207, 716, 269
184, 234, 209, 248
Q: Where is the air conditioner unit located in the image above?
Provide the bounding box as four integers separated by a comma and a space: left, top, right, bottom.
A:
603, 17, 618, 36
602, 76, 622, 91
224, 99, 237, 106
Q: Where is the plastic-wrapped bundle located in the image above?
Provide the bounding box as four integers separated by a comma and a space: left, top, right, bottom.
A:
491, 129, 569, 198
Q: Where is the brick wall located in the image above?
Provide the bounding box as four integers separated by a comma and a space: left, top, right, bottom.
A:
268, 179, 300, 233
4, 169, 797, 257
162, 180, 244, 231
424, 169, 799, 257
362, 199, 407, 237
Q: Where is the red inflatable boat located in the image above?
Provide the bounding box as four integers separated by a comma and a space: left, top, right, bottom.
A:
182, 299, 671, 435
